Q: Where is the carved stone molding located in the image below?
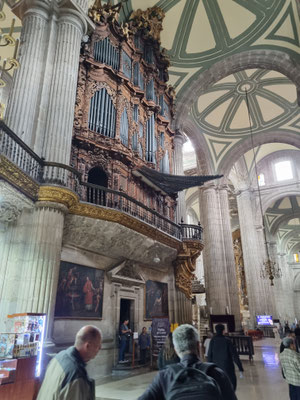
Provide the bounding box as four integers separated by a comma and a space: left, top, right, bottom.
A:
69, 202, 181, 250
38, 186, 79, 209
0, 155, 39, 199
108, 260, 145, 286
0, 180, 33, 224
174, 240, 204, 299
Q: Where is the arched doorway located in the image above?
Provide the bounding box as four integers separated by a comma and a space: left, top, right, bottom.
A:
87, 167, 108, 205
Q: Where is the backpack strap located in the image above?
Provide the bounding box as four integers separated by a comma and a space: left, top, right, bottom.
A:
196, 362, 218, 375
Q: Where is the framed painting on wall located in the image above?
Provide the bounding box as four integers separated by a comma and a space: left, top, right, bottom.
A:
145, 280, 169, 320
54, 261, 104, 319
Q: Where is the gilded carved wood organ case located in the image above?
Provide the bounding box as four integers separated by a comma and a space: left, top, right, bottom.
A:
71, 3, 177, 221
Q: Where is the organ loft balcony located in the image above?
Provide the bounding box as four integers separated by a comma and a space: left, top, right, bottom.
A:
0, 121, 205, 298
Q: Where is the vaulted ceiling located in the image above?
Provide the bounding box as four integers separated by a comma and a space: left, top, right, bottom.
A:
3, 0, 300, 254
266, 196, 300, 254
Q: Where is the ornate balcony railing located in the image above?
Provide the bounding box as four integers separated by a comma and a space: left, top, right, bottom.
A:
0, 121, 203, 241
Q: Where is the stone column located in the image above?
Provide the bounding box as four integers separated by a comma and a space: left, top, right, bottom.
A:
5, 1, 50, 146
200, 184, 241, 329
236, 189, 270, 326
0, 202, 66, 339
275, 254, 295, 322
219, 186, 242, 322
173, 130, 186, 223
0, 181, 33, 331
43, 8, 87, 164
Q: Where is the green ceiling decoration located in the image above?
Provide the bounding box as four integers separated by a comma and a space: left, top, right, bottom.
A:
266, 2, 300, 47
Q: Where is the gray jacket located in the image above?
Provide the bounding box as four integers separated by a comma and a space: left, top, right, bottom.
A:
37, 346, 95, 400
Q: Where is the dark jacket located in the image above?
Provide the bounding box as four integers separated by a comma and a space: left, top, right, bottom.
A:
139, 333, 150, 350
157, 349, 180, 370
138, 353, 237, 400
208, 335, 243, 391
37, 346, 95, 400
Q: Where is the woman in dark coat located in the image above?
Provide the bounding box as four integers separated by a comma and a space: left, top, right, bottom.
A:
208, 323, 243, 391
157, 332, 180, 370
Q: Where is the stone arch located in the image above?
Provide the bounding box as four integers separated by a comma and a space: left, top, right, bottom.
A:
175, 49, 300, 126
261, 189, 300, 215
219, 130, 300, 177
270, 211, 300, 237
183, 119, 214, 175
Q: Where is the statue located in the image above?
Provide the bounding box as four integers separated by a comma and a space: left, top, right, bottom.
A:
129, 6, 165, 43
88, 0, 128, 24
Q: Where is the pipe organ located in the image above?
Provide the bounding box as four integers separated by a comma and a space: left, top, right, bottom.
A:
72, 3, 177, 220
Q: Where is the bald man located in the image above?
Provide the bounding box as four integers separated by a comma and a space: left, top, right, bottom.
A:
37, 325, 102, 400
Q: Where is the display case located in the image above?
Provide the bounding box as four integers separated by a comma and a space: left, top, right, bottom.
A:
5, 313, 46, 377
0, 314, 46, 399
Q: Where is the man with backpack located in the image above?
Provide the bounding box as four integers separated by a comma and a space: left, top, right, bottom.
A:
137, 324, 237, 400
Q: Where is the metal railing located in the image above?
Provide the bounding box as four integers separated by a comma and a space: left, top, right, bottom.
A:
0, 121, 203, 241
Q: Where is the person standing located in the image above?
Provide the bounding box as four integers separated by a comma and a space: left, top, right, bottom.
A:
203, 332, 213, 360
139, 327, 150, 364
279, 337, 300, 399
119, 319, 131, 363
37, 325, 102, 400
208, 323, 243, 391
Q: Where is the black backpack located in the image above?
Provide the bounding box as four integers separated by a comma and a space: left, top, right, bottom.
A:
165, 362, 222, 400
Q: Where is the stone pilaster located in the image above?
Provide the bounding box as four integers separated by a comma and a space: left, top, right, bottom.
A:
43, 9, 87, 164
5, 1, 50, 146
173, 130, 186, 223
200, 184, 241, 329
236, 189, 270, 326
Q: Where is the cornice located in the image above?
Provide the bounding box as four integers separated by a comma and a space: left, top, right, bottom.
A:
0, 155, 39, 200
38, 186, 79, 209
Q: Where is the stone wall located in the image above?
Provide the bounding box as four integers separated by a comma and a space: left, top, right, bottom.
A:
52, 245, 176, 379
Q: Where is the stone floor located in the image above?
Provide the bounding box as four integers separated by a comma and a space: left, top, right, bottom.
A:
95, 338, 289, 400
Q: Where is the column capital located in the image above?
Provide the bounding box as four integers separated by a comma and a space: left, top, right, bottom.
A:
173, 129, 187, 146
0, 181, 33, 224
12, 0, 51, 20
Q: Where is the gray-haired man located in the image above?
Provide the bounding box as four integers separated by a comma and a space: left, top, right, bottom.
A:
37, 325, 102, 400
138, 324, 237, 400
280, 337, 300, 400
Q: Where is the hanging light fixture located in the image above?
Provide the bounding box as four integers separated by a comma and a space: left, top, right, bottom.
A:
244, 89, 282, 286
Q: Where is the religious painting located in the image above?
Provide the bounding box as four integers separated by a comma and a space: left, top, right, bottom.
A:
54, 261, 104, 319
145, 280, 169, 320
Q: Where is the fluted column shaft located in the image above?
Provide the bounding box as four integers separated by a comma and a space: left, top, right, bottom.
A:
237, 189, 270, 326
0, 203, 66, 339
5, 2, 49, 146
173, 131, 186, 223
200, 185, 241, 328
219, 187, 242, 324
43, 11, 86, 164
